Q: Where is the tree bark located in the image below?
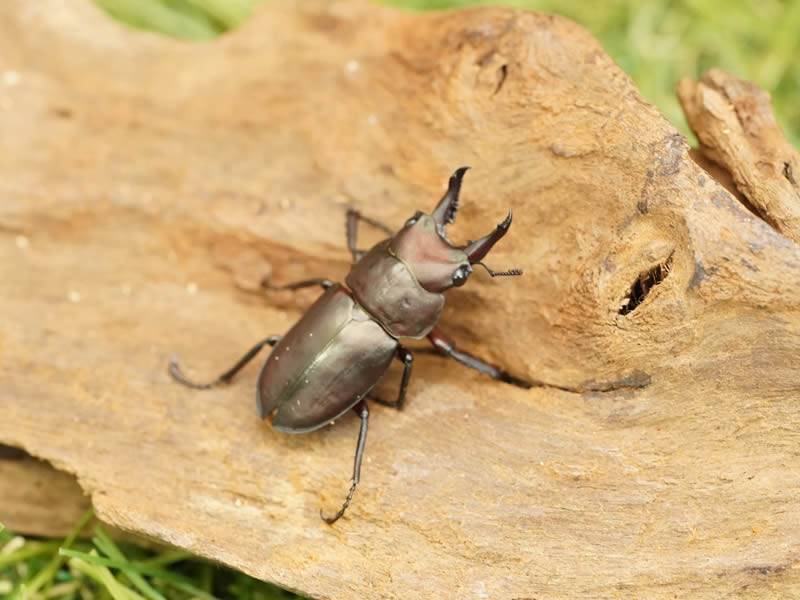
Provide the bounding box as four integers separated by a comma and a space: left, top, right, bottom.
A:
1, 1, 798, 598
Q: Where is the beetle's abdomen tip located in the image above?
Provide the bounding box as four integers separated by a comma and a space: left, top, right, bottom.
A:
255, 393, 271, 420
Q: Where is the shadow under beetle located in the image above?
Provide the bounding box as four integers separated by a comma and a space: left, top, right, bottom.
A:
169, 167, 530, 524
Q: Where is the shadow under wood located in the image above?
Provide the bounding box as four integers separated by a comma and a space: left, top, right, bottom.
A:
0, 444, 91, 537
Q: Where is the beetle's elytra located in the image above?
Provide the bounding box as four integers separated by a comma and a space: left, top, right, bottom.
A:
170, 168, 530, 524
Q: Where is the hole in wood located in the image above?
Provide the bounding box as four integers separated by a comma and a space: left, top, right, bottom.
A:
618, 253, 674, 315
493, 64, 507, 96
784, 161, 797, 185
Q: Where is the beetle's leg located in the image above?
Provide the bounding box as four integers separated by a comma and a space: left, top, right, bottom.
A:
262, 278, 334, 291
169, 336, 281, 389
321, 400, 369, 525
369, 346, 413, 410
426, 327, 532, 389
346, 208, 394, 263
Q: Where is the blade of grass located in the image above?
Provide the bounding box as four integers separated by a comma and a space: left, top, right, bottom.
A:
199, 562, 213, 593
0, 540, 62, 569
94, 0, 221, 40
59, 548, 215, 595
23, 507, 94, 597
45, 579, 83, 598
91, 527, 167, 600
67, 554, 146, 600
60, 549, 184, 580
183, 0, 258, 28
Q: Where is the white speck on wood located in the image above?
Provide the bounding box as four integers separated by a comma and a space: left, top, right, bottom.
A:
2, 70, 20, 86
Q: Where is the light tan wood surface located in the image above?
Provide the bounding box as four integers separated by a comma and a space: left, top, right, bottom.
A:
1, 1, 798, 598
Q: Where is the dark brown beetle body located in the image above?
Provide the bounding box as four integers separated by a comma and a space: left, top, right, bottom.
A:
170, 168, 529, 524
257, 283, 397, 433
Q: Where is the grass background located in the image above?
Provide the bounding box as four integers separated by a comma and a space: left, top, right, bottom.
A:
91, 0, 800, 145
4, 1, 797, 598
1, 512, 299, 599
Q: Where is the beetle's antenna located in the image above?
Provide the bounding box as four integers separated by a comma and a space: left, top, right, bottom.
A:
474, 261, 523, 277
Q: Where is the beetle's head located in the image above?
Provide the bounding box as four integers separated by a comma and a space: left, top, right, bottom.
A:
390, 167, 522, 293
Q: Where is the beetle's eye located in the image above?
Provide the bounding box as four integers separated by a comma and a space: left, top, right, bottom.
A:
405, 211, 423, 228
452, 265, 471, 287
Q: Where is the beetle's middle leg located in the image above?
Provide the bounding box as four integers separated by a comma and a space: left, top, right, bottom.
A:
262, 278, 334, 291
321, 399, 369, 525
169, 336, 281, 389
369, 346, 414, 410
425, 327, 532, 389
346, 208, 394, 263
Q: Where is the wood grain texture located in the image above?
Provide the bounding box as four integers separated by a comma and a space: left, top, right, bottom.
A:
1, 1, 799, 598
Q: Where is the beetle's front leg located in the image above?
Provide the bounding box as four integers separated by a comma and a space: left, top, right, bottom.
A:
426, 327, 532, 389
169, 336, 281, 389
346, 208, 394, 263
369, 346, 414, 410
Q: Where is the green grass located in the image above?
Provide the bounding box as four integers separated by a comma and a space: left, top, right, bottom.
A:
0, 513, 303, 599
91, 0, 799, 146
12, 1, 796, 598
91, 0, 257, 39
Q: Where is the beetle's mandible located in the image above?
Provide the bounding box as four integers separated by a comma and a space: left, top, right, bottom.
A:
169, 167, 530, 524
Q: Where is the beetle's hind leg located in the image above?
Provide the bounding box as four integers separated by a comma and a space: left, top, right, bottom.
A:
369, 346, 414, 410
425, 327, 532, 389
346, 208, 394, 263
321, 400, 369, 525
169, 336, 281, 389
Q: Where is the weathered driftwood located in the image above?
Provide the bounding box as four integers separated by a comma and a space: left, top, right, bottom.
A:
678, 68, 800, 242
1, 1, 799, 598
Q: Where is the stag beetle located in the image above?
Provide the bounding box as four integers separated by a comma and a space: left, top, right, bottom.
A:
169, 167, 530, 524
